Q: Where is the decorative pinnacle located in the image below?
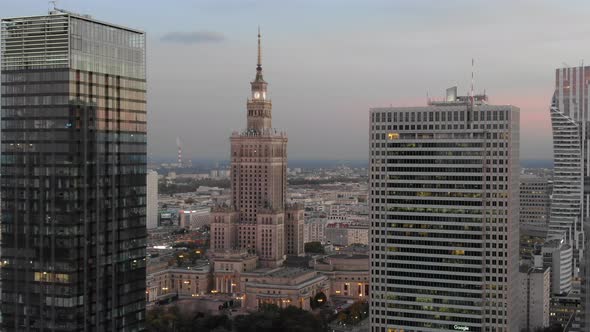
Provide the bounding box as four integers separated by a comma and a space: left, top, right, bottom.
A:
257, 26, 262, 71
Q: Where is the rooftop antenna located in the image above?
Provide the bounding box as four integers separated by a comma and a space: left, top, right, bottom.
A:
49, 0, 57, 12
470, 58, 475, 106
466, 58, 475, 127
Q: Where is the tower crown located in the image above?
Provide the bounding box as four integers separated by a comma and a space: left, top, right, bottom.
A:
250, 26, 267, 100
247, 27, 271, 131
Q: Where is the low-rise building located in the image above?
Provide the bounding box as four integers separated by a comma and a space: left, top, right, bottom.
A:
325, 222, 369, 246
304, 218, 329, 243
179, 208, 210, 229
146, 263, 211, 303
211, 250, 258, 294
314, 253, 369, 299
241, 267, 330, 311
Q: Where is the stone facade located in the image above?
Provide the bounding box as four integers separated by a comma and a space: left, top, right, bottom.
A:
241, 268, 330, 311
146, 265, 210, 303
314, 253, 370, 300
211, 250, 258, 294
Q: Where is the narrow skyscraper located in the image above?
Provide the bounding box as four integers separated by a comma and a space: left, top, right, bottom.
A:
369, 88, 520, 331
210, 30, 304, 268
1, 9, 147, 331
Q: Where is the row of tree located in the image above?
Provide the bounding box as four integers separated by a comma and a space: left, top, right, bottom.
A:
159, 178, 231, 195
147, 304, 327, 332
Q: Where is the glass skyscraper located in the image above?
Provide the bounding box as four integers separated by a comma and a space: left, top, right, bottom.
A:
1, 10, 146, 331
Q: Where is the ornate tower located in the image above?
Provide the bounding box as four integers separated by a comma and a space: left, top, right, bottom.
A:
210, 29, 304, 269
247, 28, 272, 132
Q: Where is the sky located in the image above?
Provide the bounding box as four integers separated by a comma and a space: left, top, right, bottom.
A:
3, 0, 590, 162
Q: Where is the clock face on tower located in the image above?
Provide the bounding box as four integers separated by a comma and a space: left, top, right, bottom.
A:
254, 92, 260, 99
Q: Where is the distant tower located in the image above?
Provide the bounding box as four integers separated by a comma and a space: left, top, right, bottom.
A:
176, 136, 182, 166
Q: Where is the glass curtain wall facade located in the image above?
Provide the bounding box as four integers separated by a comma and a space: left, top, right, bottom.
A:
369, 99, 520, 332
1, 12, 146, 331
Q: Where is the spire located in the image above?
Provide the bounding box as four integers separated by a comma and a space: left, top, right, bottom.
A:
255, 26, 264, 82
257, 26, 262, 70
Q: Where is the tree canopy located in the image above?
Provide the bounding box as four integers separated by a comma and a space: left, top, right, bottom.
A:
147, 304, 326, 332
304, 242, 325, 254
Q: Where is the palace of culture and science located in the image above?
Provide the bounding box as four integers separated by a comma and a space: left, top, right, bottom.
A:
210, 30, 305, 265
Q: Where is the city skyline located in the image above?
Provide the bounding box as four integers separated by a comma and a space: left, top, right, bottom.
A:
2, 0, 588, 162
2, 3, 588, 332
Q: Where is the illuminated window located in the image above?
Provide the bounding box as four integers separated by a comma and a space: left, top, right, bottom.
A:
34, 272, 69, 283
387, 132, 399, 140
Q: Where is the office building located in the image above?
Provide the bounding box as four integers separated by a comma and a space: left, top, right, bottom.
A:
520, 174, 551, 225
178, 208, 210, 229
520, 223, 547, 263
325, 222, 369, 246
1, 9, 146, 331
519, 265, 550, 331
369, 87, 520, 331
548, 66, 590, 260
548, 66, 590, 330
147, 170, 159, 229
210, 30, 304, 266
542, 238, 573, 295
304, 217, 329, 243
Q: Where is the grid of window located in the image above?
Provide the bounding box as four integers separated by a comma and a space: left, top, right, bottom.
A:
369, 104, 520, 332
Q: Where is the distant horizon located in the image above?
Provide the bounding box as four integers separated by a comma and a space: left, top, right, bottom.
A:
148, 158, 554, 169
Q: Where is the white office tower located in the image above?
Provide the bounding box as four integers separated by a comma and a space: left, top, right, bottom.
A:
369, 87, 520, 332
147, 170, 159, 229
549, 66, 590, 269
548, 66, 590, 332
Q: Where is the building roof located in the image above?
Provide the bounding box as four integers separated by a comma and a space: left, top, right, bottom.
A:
3, 10, 144, 34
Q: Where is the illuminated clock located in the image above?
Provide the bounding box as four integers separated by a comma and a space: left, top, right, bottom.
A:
254, 92, 260, 99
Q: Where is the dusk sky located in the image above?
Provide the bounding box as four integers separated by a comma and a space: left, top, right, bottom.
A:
4, 0, 590, 162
